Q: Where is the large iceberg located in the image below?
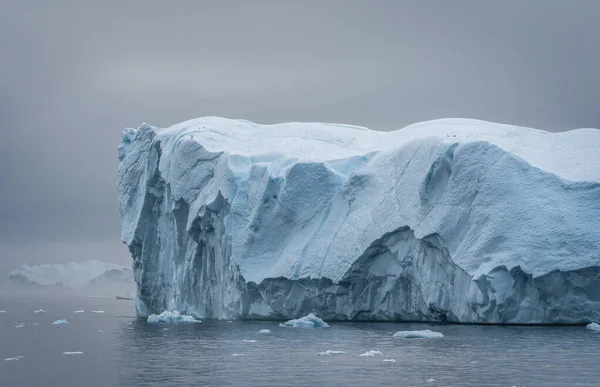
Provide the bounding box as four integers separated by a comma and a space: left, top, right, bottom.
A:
9, 260, 133, 288
117, 117, 600, 324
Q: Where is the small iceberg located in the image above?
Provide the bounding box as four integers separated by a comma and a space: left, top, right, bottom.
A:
359, 350, 383, 357
73, 310, 85, 313
241, 340, 257, 343
318, 350, 345, 356
63, 351, 84, 355
52, 319, 69, 325
0, 310, 7, 313
382, 359, 396, 363
147, 311, 201, 324
279, 313, 329, 328
4, 358, 19, 361
14, 323, 25, 328
33, 309, 46, 313
393, 329, 444, 339
258, 329, 271, 334
91, 310, 104, 314
426, 379, 436, 383
586, 322, 600, 331
231, 353, 244, 357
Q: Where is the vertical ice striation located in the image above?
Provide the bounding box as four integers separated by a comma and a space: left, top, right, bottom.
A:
117, 117, 600, 323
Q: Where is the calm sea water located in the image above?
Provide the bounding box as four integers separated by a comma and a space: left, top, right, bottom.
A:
1, 292, 599, 387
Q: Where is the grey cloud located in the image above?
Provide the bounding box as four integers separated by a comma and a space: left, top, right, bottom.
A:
0, 0, 599, 274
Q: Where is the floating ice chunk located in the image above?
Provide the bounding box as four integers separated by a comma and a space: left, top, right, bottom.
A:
318, 350, 345, 356
258, 329, 271, 334
279, 313, 329, 328
147, 311, 201, 324
14, 323, 25, 328
4, 358, 19, 361
0, 310, 7, 313
426, 378, 436, 383
63, 351, 84, 355
99, 330, 104, 333
393, 330, 444, 339
33, 309, 46, 313
16, 356, 23, 359
52, 319, 69, 325
91, 310, 104, 314
73, 310, 85, 313
382, 359, 396, 363
359, 350, 383, 357
231, 353, 244, 357
586, 322, 600, 331
241, 340, 257, 343
30, 322, 39, 326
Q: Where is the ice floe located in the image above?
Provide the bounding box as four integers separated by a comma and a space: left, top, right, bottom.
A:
52, 319, 69, 325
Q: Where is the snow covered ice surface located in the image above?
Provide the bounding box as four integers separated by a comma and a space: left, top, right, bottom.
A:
52, 319, 69, 325
118, 117, 600, 324
393, 330, 444, 339
586, 322, 600, 331
8, 260, 132, 288
359, 350, 383, 357
279, 314, 329, 328
147, 311, 201, 324
318, 350, 346, 356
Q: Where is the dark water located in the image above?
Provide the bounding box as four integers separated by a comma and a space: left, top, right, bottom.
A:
1, 293, 599, 387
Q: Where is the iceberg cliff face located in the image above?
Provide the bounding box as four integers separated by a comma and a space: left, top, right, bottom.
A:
117, 117, 600, 324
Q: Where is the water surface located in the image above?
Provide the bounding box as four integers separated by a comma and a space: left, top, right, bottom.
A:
1, 293, 599, 386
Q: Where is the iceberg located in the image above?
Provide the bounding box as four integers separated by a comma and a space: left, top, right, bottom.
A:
52, 319, 69, 325
279, 314, 329, 328
117, 117, 600, 324
393, 330, 444, 339
146, 310, 201, 324
62, 352, 84, 355
586, 322, 600, 331
8, 260, 132, 288
258, 329, 271, 334
73, 310, 85, 313
382, 359, 396, 363
33, 309, 46, 313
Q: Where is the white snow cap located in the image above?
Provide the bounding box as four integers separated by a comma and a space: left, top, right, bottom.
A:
279, 313, 329, 328
393, 330, 444, 338
147, 311, 201, 324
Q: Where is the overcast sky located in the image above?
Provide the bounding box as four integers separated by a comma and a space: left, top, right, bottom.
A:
1, 1, 599, 276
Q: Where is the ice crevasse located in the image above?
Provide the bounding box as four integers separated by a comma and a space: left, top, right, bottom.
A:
117, 117, 600, 324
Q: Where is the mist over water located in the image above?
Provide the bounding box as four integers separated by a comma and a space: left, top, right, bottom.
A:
1, 291, 600, 387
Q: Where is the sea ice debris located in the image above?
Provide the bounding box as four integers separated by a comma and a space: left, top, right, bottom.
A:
258, 329, 271, 334
279, 313, 329, 328
318, 350, 345, 356
33, 309, 46, 313
393, 330, 444, 338
147, 311, 201, 324
359, 350, 383, 357
52, 319, 69, 325
586, 322, 600, 331
62, 352, 84, 355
